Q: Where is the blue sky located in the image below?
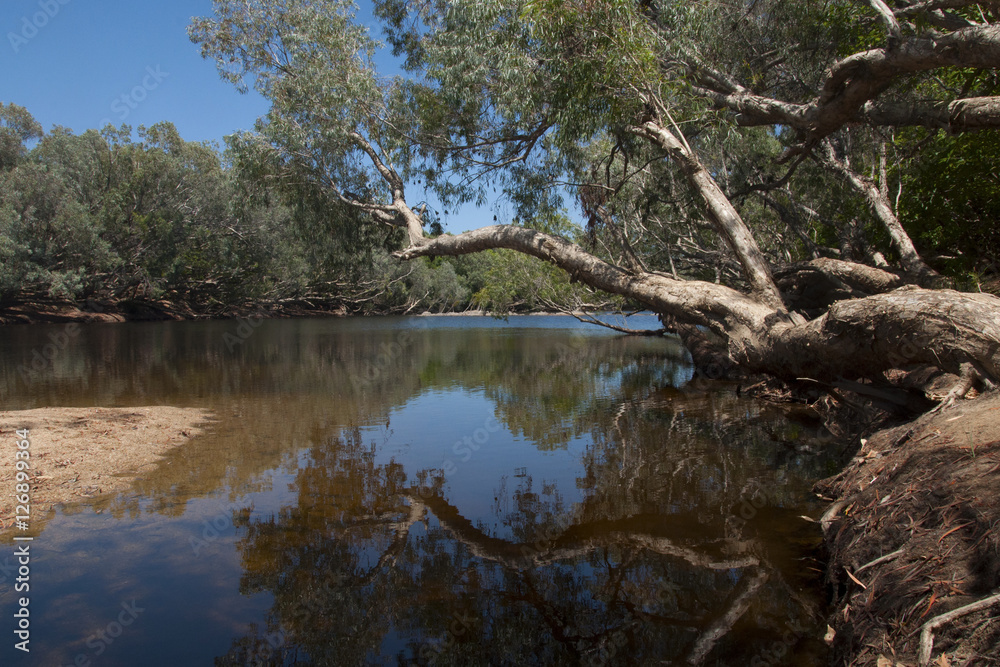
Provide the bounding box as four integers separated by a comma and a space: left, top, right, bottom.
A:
1, 0, 495, 231
2, 0, 273, 146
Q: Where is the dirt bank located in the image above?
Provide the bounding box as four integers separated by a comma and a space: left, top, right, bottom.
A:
816, 392, 1000, 666
0, 406, 213, 538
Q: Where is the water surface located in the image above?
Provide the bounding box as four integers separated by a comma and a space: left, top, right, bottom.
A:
0, 315, 839, 665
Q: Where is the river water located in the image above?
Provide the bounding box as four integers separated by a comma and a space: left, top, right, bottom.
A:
0, 315, 840, 665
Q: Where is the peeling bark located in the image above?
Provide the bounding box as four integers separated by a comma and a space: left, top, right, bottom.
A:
774, 258, 906, 317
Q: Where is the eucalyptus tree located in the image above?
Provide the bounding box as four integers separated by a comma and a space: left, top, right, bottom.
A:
0, 103, 42, 171
191, 0, 1000, 400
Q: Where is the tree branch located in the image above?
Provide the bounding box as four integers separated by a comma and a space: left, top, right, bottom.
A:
691, 24, 1000, 142
629, 119, 788, 313
868, 0, 902, 47
816, 140, 938, 282
394, 224, 778, 335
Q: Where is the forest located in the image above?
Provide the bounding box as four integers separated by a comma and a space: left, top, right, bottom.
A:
0, 103, 596, 317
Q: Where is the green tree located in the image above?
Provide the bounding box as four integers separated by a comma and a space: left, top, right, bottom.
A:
0, 102, 42, 171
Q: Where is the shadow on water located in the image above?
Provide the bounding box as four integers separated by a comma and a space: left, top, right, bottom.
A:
0, 316, 843, 665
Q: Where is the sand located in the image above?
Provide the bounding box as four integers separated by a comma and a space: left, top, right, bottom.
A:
0, 406, 213, 535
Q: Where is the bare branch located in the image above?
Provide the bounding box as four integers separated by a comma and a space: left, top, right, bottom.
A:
394, 224, 777, 334
691, 24, 1000, 142
630, 119, 788, 313
816, 139, 937, 281
868, 0, 903, 46
861, 95, 1000, 130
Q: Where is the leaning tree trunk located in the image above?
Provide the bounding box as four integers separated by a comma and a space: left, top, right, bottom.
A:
395, 225, 1000, 389
630, 119, 789, 313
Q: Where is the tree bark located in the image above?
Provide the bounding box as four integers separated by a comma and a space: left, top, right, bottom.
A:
818, 141, 938, 282
395, 224, 777, 335
861, 96, 1000, 132
690, 24, 1000, 143
746, 288, 1000, 384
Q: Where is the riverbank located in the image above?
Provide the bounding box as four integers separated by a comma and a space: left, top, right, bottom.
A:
0, 296, 352, 325
0, 407, 213, 539
0, 296, 615, 325
816, 392, 1000, 666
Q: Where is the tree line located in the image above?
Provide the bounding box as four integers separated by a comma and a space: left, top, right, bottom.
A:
0, 102, 603, 317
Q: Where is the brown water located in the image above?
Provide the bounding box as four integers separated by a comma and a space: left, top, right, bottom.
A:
0, 315, 841, 665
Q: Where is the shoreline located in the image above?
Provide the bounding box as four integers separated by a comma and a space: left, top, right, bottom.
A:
0, 407, 213, 540
0, 297, 349, 326
0, 296, 661, 326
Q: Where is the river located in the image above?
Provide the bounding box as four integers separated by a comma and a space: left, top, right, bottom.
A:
0, 315, 840, 665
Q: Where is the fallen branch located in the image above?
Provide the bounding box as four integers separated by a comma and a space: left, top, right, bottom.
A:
566, 310, 667, 336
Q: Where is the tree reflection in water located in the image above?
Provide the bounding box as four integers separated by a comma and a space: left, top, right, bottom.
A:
215, 327, 840, 666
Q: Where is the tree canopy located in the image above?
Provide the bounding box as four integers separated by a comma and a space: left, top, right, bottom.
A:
188, 0, 1000, 394
1, 102, 590, 316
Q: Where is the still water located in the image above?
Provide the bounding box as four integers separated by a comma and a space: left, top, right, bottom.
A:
0, 315, 840, 665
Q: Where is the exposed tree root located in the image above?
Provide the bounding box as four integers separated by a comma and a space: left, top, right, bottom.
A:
929, 364, 981, 415
919, 591, 1000, 666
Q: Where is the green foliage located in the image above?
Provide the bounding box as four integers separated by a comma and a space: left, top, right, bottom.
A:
0, 102, 43, 171
0, 103, 589, 313
0, 118, 302, 305
465, 249, 570, 312
13, 0, 1000, 313
896, 129, 1000, 282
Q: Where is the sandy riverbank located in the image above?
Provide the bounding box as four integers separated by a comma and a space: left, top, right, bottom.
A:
0, 406, 213, 536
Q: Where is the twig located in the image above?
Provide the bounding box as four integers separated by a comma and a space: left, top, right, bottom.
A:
918, 590, 1000, 665
856, 548, 904, 574
845, 567, 868, 590
937, 522, 973, 544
